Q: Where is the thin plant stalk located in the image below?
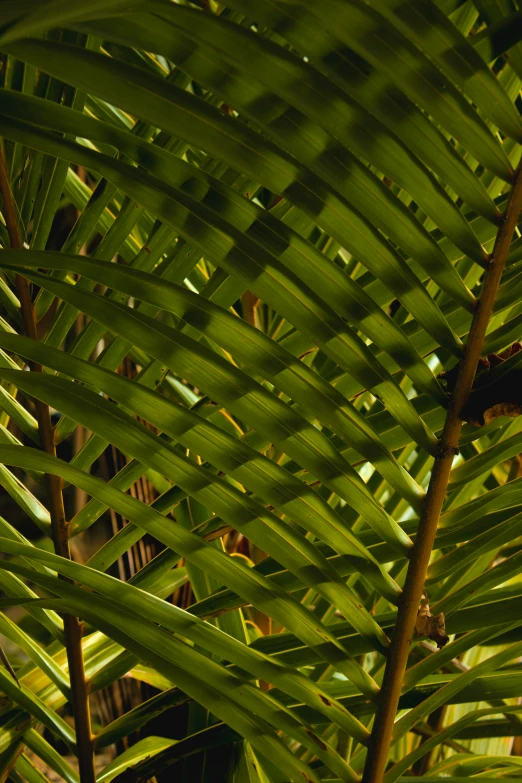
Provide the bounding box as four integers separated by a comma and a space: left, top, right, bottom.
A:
0, 142, 96, 783
362, 156, 522, 783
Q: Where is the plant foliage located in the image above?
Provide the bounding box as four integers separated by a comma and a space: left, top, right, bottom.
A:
1, 1, 522, 781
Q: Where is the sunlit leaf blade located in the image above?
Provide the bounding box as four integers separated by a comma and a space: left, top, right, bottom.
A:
224, 0, 500, 222
0, 250, 432, 496
0, 88, 453, 404
0, 0, 521, 778
97, 736, 177, 783
0, 270, 416, 549
277, 0, 514, 179
0, 368, 397, 662
0, 541, 359, 780
0, 118, 447, 459
373, 0, 522, 140
80, 5, 488, 269
0, 444, 378, 710
0, 42, 470, 354
0, 0, 147, 44
0, 332, 403, 603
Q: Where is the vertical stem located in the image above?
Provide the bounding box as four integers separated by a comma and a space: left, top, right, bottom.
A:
0, 144, 96, 783
362, 158, 522, 783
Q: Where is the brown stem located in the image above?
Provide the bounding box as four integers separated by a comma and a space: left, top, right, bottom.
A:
0, 143, 96, 783
0, 737, 25, 782
362, 158, 522, 783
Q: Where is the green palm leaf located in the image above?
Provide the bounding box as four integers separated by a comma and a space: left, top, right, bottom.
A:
1, 2, 522, 780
